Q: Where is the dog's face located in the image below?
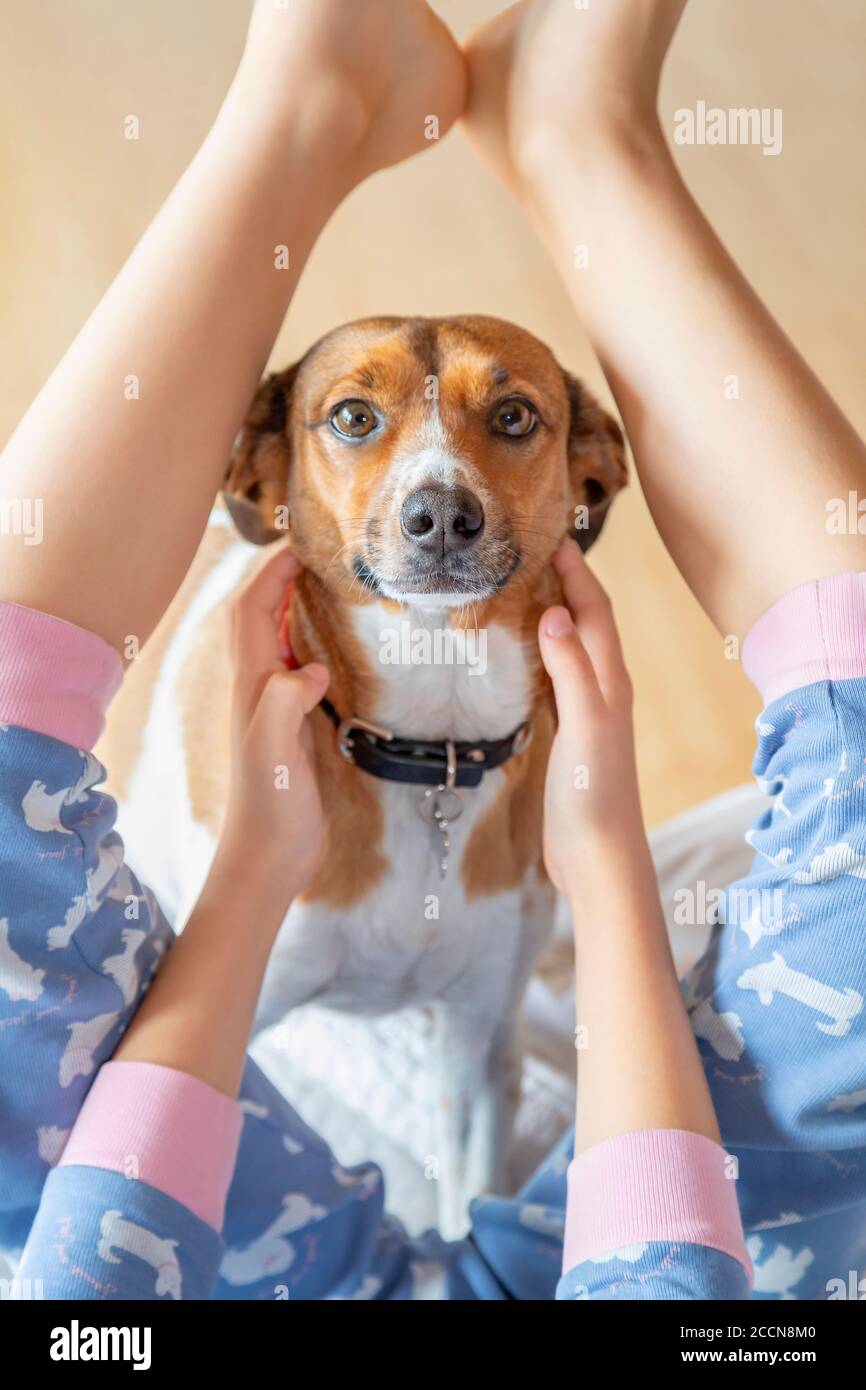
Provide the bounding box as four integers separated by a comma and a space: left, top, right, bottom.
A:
224, 316, 626, 608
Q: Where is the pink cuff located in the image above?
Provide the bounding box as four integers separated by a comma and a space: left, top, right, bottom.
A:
563, 1129, 751, 1279
58, 1060, 244, 1232
0, 600, 122, 750
743, 572, 866, 705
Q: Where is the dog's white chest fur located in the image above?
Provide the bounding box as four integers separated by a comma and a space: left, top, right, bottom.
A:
352, 602, 531, 744
258, 603, 537, 1023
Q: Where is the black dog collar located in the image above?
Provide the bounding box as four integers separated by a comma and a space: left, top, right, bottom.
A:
318, 697, 532, 789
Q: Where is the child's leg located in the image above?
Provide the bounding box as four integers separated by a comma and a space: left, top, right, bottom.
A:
465, 0, 866, 639
0, 0, 465, 656
0, 719, 173, 1252
682, 665, 866, 1300
465, 0, 866, 1298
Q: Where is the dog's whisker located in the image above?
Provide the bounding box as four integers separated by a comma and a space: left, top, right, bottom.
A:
321, 541, 360, 583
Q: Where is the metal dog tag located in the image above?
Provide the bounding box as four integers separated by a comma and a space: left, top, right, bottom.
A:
417, 740, 463, 878
418, 785, 463, 879
417, 785, 464, 828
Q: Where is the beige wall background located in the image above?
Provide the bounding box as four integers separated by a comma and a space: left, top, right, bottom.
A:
2, 0, 864, 824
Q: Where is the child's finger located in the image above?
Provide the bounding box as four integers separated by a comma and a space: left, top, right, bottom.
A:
229, 548, 304, 730
229, 547, 300, 681
538, 605, 604, 735
252, 665, 330, 744
552, 538, 629, 704
232, 548, 302, 660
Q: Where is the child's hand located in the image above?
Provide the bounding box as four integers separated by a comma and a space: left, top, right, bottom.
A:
463, 0, 687, 198
239, 0, 467, 183
214, 547, 330, 911
538, 539, 645, 900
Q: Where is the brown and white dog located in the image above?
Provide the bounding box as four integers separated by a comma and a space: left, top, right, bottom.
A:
99, 315, 626, 1230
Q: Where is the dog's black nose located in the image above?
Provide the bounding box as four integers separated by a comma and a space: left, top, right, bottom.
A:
400, 485, 485, 554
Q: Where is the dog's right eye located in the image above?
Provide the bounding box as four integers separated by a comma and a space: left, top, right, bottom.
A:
330, 400, 378, 439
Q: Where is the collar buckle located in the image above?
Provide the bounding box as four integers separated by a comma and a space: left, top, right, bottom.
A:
511, 721, 533, 756
337, 714, 395, 764
443, 738, 458, 790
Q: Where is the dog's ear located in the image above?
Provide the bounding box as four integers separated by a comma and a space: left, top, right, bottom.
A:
562, 373, 628, 552
223, 362, 301, 545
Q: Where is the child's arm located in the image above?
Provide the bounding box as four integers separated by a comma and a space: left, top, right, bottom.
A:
0, 0, 465, 656
464, 0, 866, 639
538, 542, 751, 1300
108, 548, 328, 1097
540, 545, 720, 1155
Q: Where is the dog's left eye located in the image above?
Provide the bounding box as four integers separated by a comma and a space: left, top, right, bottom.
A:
330, 400, 378, 439
490, 398, 538, 438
